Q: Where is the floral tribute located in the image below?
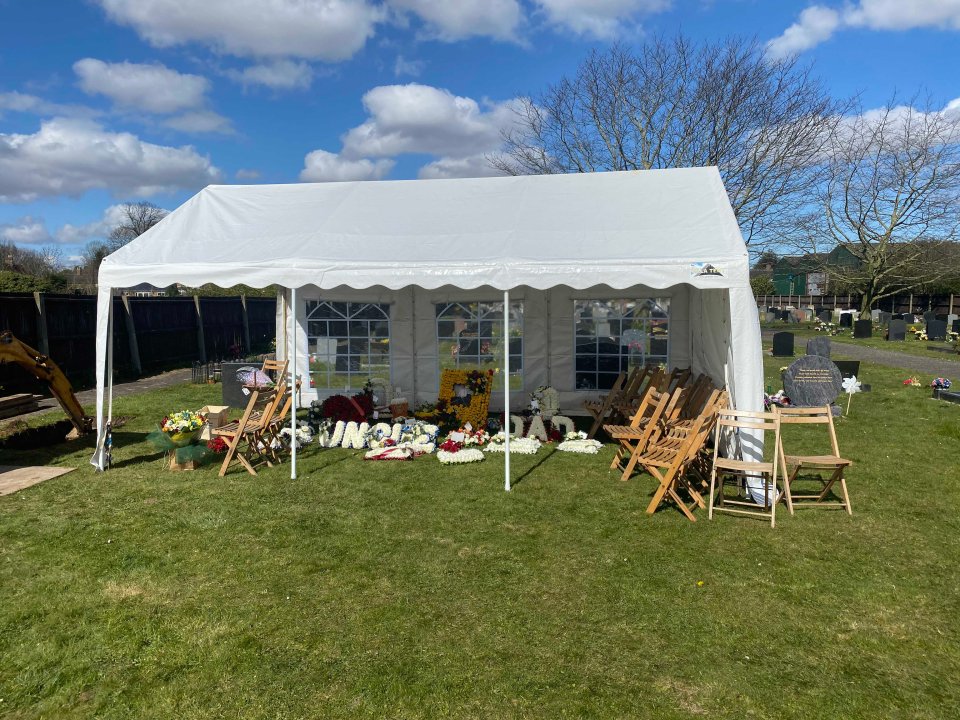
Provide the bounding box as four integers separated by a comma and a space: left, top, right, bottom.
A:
206, 436, 229, 454
161, 410, 205, 435
903, 376, 922, 387
931, 377, 953, 390
557, 431, 603, 454
486, 433, 541, 455
319, 390, 374, 424
432, 368, 495, 430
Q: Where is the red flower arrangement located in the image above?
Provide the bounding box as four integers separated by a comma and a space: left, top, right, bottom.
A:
438, 438, 463, 453
320, 391, 374, 423
206, 436, 229, 454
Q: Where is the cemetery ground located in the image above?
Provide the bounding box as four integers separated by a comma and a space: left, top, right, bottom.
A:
761, 320, 960, 364
1, 358, 958, 719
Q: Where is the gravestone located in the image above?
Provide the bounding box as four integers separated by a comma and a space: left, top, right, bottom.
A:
878, 311, 892, 325
923, 311, 936, 324
817, 309, 832, 323
833, 360, 861, 379
902, 314, 915, 324
854, 319, 872, 339
952, 318, 960, 334
806, 336, 831, 358
764, 311, 775, 323
772, 331, 795, 357
780, 310, 791, 322
927, 319, 948, 341
871, 309, 881, 322
887, 319, 906, 341
948, 314, 958, 330
839, 313, 853, 328
221, 362, 260, 407
782, 355, 843, 408
791, 309, 806, 323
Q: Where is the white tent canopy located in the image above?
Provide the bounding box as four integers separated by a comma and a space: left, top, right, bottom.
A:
91, 167, 764, 476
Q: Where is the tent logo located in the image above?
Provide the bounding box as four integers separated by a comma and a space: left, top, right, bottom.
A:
691, 262, 724, 277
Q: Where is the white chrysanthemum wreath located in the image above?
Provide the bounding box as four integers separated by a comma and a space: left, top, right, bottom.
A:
485, 434, 541, 455
437, 448, 485, 464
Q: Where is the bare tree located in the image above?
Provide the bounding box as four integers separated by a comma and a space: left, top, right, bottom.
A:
808, 96, 960, 312
108, 201, 168, 250
494, 36, 847, 249
0, 240, 60, 276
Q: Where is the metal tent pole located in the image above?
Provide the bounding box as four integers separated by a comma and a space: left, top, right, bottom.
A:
290, 286, 297, 480
503, 289, 511, 492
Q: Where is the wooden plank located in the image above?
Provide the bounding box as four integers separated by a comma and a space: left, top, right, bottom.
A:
0, 465, 74, 496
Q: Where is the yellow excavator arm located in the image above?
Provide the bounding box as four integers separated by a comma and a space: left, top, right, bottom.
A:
0, 331, 92, 434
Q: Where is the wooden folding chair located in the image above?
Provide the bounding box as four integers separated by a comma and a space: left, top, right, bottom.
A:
611, 365, 664, 420
583, 368, 632, 439
774, 406, 853, 515
638, 390, 725, 521
213, 388, 280, 476
708, 409, 785, 528
604, 385, 673, 481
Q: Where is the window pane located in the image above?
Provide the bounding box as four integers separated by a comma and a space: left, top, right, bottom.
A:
437, 300, 523, 390
307, 301, 390, 389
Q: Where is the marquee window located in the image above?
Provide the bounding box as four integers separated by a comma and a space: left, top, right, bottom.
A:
573, 298, 670, 390
436, 301, 523, 390
306, 301, 390, 390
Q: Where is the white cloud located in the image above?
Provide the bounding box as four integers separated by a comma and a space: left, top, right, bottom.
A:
0, 91, 100, 119
388, 0, 522, 41
0, 217, 53, 245
393, 55, 425, 78
96, 0, 385, 61
235, 168, 261, 180
0, 118, 221, 203
768, 1, 960, 58
418, 154, 506, 179
54, 204, 131, 245
164, 110, 233, 134
299, 149, 394, 182
533, 0, 670, 39
74, 58, 209, 114
228, 60, 314, 90
341, 83, 522, 159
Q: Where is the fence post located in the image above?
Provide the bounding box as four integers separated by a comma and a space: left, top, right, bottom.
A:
951, 294, 955, 316
120, 294, 143, 376
240, 294, 252, 353
909, 293, 914, 314
194, 295, 207, 364
32, 292, 50, 356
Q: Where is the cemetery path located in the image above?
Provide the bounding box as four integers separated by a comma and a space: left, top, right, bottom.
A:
11, 368, 194, 423
761, 331, 960, 376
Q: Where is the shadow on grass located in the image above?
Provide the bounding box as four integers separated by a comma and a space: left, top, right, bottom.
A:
512, 448, 556, 487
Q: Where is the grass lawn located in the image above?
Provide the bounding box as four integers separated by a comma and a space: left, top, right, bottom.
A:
761, 321, 960, 363
1, 359, 959, 719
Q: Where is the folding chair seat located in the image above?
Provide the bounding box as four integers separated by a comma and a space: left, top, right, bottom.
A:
214, 388, 280, 476
774, 406, 853, 515
604, 386, 673, 481
708, 409, 785, 528
638, 388, 726, 521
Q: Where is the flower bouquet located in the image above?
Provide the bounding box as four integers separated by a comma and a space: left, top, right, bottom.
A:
903, 376, 921, 387
931, 377, 952, 390
557, 430, 603, 454
436, 437, 485, 464
161, 410, 206, 446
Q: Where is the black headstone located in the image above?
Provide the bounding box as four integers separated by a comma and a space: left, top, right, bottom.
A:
927, 320, 948, 341
923, 311, 936, 323
854, 319, 872, 338
806, 336, 831, 358
782, 355, 843, 408
772, 331, 795, 357
779, 310, 791, 322
221, 362, 260, 407
817, 309, 831, 323
887, 319, 906, 341
839, 313, 853, 327
833, 360, 861, 379
953, 319, 960, 334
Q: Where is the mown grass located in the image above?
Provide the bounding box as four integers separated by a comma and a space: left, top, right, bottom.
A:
761, 321, 960, 362
1, 358, 958, 719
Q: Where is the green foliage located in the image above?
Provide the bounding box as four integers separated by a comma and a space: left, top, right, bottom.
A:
1, 367, 958, 718
0, 270, 68, 293
183, 283, 279, 297
749, 275, 775, 296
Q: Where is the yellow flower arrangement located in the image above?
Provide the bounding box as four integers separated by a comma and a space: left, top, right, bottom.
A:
435, 369, 494, 429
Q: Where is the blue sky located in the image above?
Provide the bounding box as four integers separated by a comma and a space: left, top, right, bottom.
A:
1, 0, 959, 263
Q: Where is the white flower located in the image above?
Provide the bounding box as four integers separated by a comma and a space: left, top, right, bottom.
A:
437, 448, 484, 464
842, 375, 862, 395
485, 437, 541, 454
557, 438, 603, 454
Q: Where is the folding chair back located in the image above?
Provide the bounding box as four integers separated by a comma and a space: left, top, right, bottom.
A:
604, 386, 673, 481
708, 409, 783, 527
214, 389, 262, 476
774, 405, 853, 515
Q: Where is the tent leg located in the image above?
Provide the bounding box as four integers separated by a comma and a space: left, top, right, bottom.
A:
290, 287, 297, 480
504, 289, 510, 492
